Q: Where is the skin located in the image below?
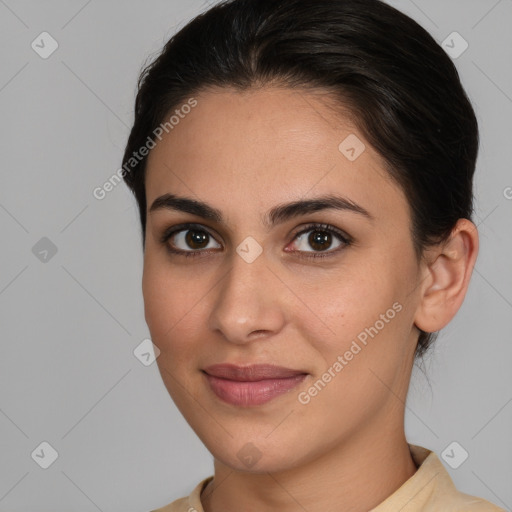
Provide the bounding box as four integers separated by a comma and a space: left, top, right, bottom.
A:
142, 86, 478, 512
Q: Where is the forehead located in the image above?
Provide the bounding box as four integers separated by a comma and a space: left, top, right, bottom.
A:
148, 85, 368, 166
144, 86, 406, 223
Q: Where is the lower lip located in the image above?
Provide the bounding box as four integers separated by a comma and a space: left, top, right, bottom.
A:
203, 373, 307, 406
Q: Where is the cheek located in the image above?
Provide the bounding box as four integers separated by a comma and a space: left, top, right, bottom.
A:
296, 263, 415, 411
299, 265, 401, 351
297, 280, 409, 418
142, 257, 201, 358
142, 261, 205, 409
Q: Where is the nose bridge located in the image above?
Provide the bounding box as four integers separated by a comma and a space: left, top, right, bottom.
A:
207, 247, 285, 343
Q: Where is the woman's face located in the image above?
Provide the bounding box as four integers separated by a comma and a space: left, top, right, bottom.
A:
143, 86, 424, 472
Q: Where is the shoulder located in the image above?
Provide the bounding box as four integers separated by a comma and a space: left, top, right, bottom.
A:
371, 445, 506, 512
409, 445, 506, 512
150, 496, 190, 512
149, 477, 212, 512
430, 489, 506, 512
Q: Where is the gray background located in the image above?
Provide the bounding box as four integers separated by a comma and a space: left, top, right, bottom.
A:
0, 0, 511, 511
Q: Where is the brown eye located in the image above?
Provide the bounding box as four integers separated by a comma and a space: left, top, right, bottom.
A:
163, 226, 221, 256
184, 229, 210, 249
288, 223, 352, 259
308, 230, 333, 252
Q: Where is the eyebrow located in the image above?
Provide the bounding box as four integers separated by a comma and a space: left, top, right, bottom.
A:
149, 193, 374, 228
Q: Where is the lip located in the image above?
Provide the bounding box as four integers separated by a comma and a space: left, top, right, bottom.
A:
202, 364, 308, 406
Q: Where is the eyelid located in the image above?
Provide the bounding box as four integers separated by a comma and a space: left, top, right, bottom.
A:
284, 222, 352, 259
290, 222, 352, 244
160, 221, 353, 258
159, 222, 218, 244
161, 222, 351, 243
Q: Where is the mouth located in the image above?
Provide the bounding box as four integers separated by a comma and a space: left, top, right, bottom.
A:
202, 363, 308, 407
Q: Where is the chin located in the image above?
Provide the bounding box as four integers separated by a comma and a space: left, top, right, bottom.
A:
204, 434, 307, 474
215, 451, 297, 474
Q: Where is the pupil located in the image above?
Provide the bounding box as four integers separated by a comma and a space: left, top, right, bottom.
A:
309, 230, 331, 251
186, 230, 208, 249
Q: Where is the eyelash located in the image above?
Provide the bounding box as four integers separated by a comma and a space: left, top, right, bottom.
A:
159, 222, 353, 260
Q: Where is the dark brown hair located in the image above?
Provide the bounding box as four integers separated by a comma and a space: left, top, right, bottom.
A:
122, 0, 479, 359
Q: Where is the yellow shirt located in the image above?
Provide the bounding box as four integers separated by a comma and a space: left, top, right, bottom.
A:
152, 444, 505, 512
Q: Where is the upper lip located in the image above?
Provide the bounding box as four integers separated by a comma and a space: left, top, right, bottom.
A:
202, 364, 307, 381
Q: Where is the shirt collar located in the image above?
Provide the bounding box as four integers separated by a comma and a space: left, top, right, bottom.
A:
186, 444, 478, 512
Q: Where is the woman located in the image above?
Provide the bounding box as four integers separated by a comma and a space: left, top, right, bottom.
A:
121, 0, 505, 510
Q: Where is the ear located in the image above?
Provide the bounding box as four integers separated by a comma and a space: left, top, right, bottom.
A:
414, 218, 479, 333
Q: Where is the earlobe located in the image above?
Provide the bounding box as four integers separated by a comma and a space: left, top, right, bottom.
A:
414, 219, 479, 333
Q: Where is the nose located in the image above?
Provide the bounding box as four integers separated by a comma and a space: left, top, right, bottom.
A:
207, 249, 286, 345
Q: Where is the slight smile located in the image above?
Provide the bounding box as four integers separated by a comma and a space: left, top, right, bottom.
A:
202, 364, 309, 407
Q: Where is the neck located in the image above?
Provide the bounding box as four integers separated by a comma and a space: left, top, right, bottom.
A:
201, 418, 418, 512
